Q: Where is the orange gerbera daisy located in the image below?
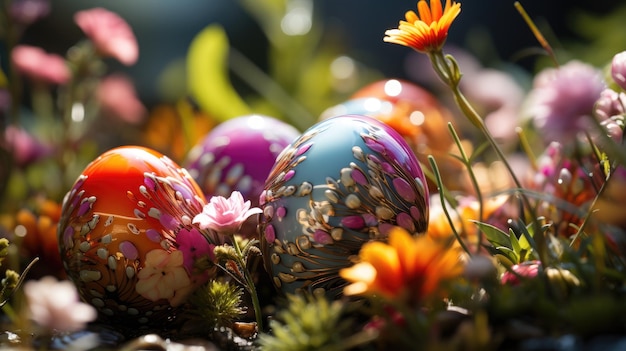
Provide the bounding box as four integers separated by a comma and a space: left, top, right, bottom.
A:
340, 227, 464, 305
384, 0, 461, 53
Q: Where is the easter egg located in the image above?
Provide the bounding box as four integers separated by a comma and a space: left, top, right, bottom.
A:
57, 146, 218, 329
322, 79, 466, 192
185, 114, 300, 207
259, 115, 429, 297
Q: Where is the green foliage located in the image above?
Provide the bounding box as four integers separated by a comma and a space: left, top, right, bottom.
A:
475, 220, 547, 267
257, 293, 352, 351
190, 280, 246, 329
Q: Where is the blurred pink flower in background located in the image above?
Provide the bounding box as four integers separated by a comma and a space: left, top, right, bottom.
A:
527, 60, 605, 145
96, 74, 146, 124
611, 51, 626, 91
74, 7, 138, 66
193, 191, 263, 236
594, 89, 625, 144
9, 0, 50, 26
2, 125, 51, 166
11, 45, 70, 84
461, 68, 525, 141
23, 276, 97, 332
500, 260, 541, 286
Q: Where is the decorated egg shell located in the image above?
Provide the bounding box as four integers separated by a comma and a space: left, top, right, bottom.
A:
322, 79, 466, 192
57, 146, 219, 330
185, 114, 300, 207
259, 115, 429, 297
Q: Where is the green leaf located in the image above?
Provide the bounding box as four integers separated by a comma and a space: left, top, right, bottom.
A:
509, 228, 521, 255
187, 24, 250, 122
472, 220, 512, 251
494, 247, 518, 267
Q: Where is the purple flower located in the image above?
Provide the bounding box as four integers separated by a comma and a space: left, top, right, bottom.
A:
9, 0, 50, 26
611, 51, 626, 91
528, 60, 605, 144
177, 227, 215, 275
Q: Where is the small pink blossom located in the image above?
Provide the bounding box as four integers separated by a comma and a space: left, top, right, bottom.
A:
500, 260, 541, 286
611, 51, 626, 91
96, 74, 146, 124
177, 227, 215, 276
11, 45, 70, 84
193, 191, 263, 236
136, 249, 191, 306
23, 276, 97, 332
74, 7, 138, 66
3, 124, 51, 166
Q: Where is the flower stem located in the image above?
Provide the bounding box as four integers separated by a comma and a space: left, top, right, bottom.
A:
427, 50, 548, 265
232, 238, 264, 332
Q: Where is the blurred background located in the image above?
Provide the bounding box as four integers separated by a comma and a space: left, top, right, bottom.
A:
16, 0, 623, 108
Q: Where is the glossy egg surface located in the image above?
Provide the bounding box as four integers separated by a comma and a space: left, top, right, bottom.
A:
259, 115, 429, 297
57, 146, 214, 328
185, 114, 300, 207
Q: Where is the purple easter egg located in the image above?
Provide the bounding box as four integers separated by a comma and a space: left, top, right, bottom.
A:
185, 115, 300, 207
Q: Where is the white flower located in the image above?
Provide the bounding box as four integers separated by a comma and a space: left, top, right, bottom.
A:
23, 276, 97, 332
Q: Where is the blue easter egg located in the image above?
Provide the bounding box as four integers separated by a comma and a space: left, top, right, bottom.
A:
259, 115, 429, 297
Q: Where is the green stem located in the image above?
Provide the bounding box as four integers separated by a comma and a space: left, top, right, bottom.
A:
448, 123, 484, 253
428, 155, 472, 256
428, 50, 548, 265
232, 238, 264, 331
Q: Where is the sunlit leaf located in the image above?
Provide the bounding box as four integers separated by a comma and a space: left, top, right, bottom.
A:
187, 24, 250, 122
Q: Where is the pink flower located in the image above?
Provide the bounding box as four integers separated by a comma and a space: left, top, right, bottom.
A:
527, 60, 605, 144
611, 51, 626, 91
193, 191, 263, 236
500, 260, 541, 286
136, 249, 192, 306
24, 276, 97, 332
96, 74, 146, 124
177, 228, 215, 276
10, 0, 50, 26
11, 45, 70, 84
3, 124, 51, 166
74, 7, 138, 66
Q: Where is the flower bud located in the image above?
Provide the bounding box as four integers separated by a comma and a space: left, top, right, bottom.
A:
611, 51, 626, 91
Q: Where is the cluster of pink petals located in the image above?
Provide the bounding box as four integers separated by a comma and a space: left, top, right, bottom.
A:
528, 60, 605, 144
500, 260, 541, 286
11, 45, 70, 84
74, 7, 138, 66
96, 74, 146, 124
24, 276, 97, 332
611, 51, 626, 91
193, 191, 263, 236
2, 125, 51, 166
594, 89, 626, 143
